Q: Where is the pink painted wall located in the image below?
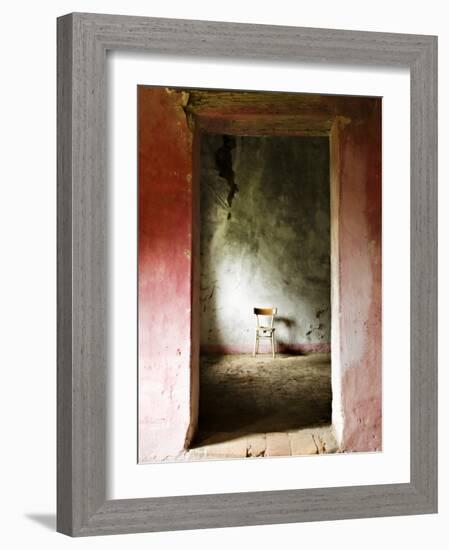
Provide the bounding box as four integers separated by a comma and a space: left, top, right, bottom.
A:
337, 102, 382, 451
138, 87, 195, 462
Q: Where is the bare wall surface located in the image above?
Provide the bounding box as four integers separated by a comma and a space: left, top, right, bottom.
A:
200, 134, 330, 354
337, 111, 382, 451
138, 87, 195, 462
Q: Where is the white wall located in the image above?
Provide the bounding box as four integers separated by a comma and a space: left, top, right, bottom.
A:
0, 1, 446, 549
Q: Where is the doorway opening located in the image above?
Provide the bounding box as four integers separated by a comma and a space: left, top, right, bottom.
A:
190, 133, 336, 459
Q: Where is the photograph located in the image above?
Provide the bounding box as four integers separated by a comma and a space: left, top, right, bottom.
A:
0, 1, 440, 544
137, 86, 382, 463
50, 7, 437, 538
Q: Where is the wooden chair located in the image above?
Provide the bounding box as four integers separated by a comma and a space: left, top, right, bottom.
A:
253, 307, 277, 358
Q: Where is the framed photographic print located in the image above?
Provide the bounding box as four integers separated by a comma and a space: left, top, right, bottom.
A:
57, 12, 437, 536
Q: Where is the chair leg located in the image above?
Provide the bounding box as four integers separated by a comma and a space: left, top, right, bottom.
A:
271, 334, 276, 358
253, 335, 258, 357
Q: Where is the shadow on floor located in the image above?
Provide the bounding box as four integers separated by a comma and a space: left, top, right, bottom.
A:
25, 513, 56, 531
193, 352, 332, 448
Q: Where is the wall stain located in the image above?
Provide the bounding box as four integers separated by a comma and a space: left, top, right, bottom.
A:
316, 307, 328, 319
215, 135, 239, 208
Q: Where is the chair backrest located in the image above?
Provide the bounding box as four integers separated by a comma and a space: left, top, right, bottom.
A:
254, 307, 277, 328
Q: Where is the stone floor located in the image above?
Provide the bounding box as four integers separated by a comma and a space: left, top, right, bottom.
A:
186, 353, 339, 461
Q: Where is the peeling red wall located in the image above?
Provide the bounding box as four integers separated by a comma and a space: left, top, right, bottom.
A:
338, 101, 382, 451
138, 87, 194, 462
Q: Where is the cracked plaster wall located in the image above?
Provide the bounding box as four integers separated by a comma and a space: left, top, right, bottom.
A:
200, 134, 330, 353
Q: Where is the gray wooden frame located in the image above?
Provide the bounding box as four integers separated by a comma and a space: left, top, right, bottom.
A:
57, 12, 438, 536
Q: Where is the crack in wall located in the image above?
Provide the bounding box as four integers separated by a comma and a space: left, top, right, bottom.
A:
215, 135, 239, 209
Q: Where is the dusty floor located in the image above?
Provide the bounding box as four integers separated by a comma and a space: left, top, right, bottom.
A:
186, 353, 339, 460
